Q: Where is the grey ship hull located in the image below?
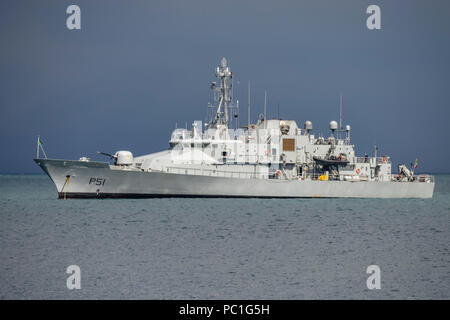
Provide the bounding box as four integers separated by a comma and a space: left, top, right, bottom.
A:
35, 159, 435, 199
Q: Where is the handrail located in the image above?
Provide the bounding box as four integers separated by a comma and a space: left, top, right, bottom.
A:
356, 156, 391, 164
164, 166, 268, 180
391, 174, 434, 183
159, 166, 434, 183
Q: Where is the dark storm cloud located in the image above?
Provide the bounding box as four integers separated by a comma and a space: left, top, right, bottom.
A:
0, 0, 449, 173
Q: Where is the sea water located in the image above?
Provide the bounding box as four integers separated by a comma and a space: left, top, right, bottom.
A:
0, 174, 448, 299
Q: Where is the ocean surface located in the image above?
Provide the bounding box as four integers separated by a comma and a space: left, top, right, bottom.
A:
0, 174, 448, 299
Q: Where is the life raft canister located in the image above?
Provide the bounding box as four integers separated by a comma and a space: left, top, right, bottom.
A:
382, 157, 386, 163
356, 168, 361, 174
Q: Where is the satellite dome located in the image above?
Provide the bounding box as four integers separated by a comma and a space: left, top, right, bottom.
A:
329, 121, 338, 131
304, 121, 313, 131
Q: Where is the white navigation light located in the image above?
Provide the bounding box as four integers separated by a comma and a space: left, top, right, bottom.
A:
329, 121, 338, 131
115, 151, 133, 165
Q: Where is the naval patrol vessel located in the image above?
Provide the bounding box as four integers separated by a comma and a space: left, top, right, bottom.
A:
34, 57, 434, 199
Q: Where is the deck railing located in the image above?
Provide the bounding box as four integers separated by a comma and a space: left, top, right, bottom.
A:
356, 157, 391, 164
391, 174, 434, 183
158, 166, 434, 183
164, 166, 269, 180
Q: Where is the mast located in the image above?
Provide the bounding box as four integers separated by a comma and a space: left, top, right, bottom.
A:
36, 135, 40, 158
339, 93, 342, 139
264, 90, 267, 128
209, 57, 233, 128
339, 93, 342, 130
248, 80, 251, 127
236, 99, 239, 129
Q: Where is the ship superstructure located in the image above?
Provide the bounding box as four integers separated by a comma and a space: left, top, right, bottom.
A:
34, 57, 434, 198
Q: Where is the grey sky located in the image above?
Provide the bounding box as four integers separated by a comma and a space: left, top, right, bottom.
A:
1, 0, 449, 173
